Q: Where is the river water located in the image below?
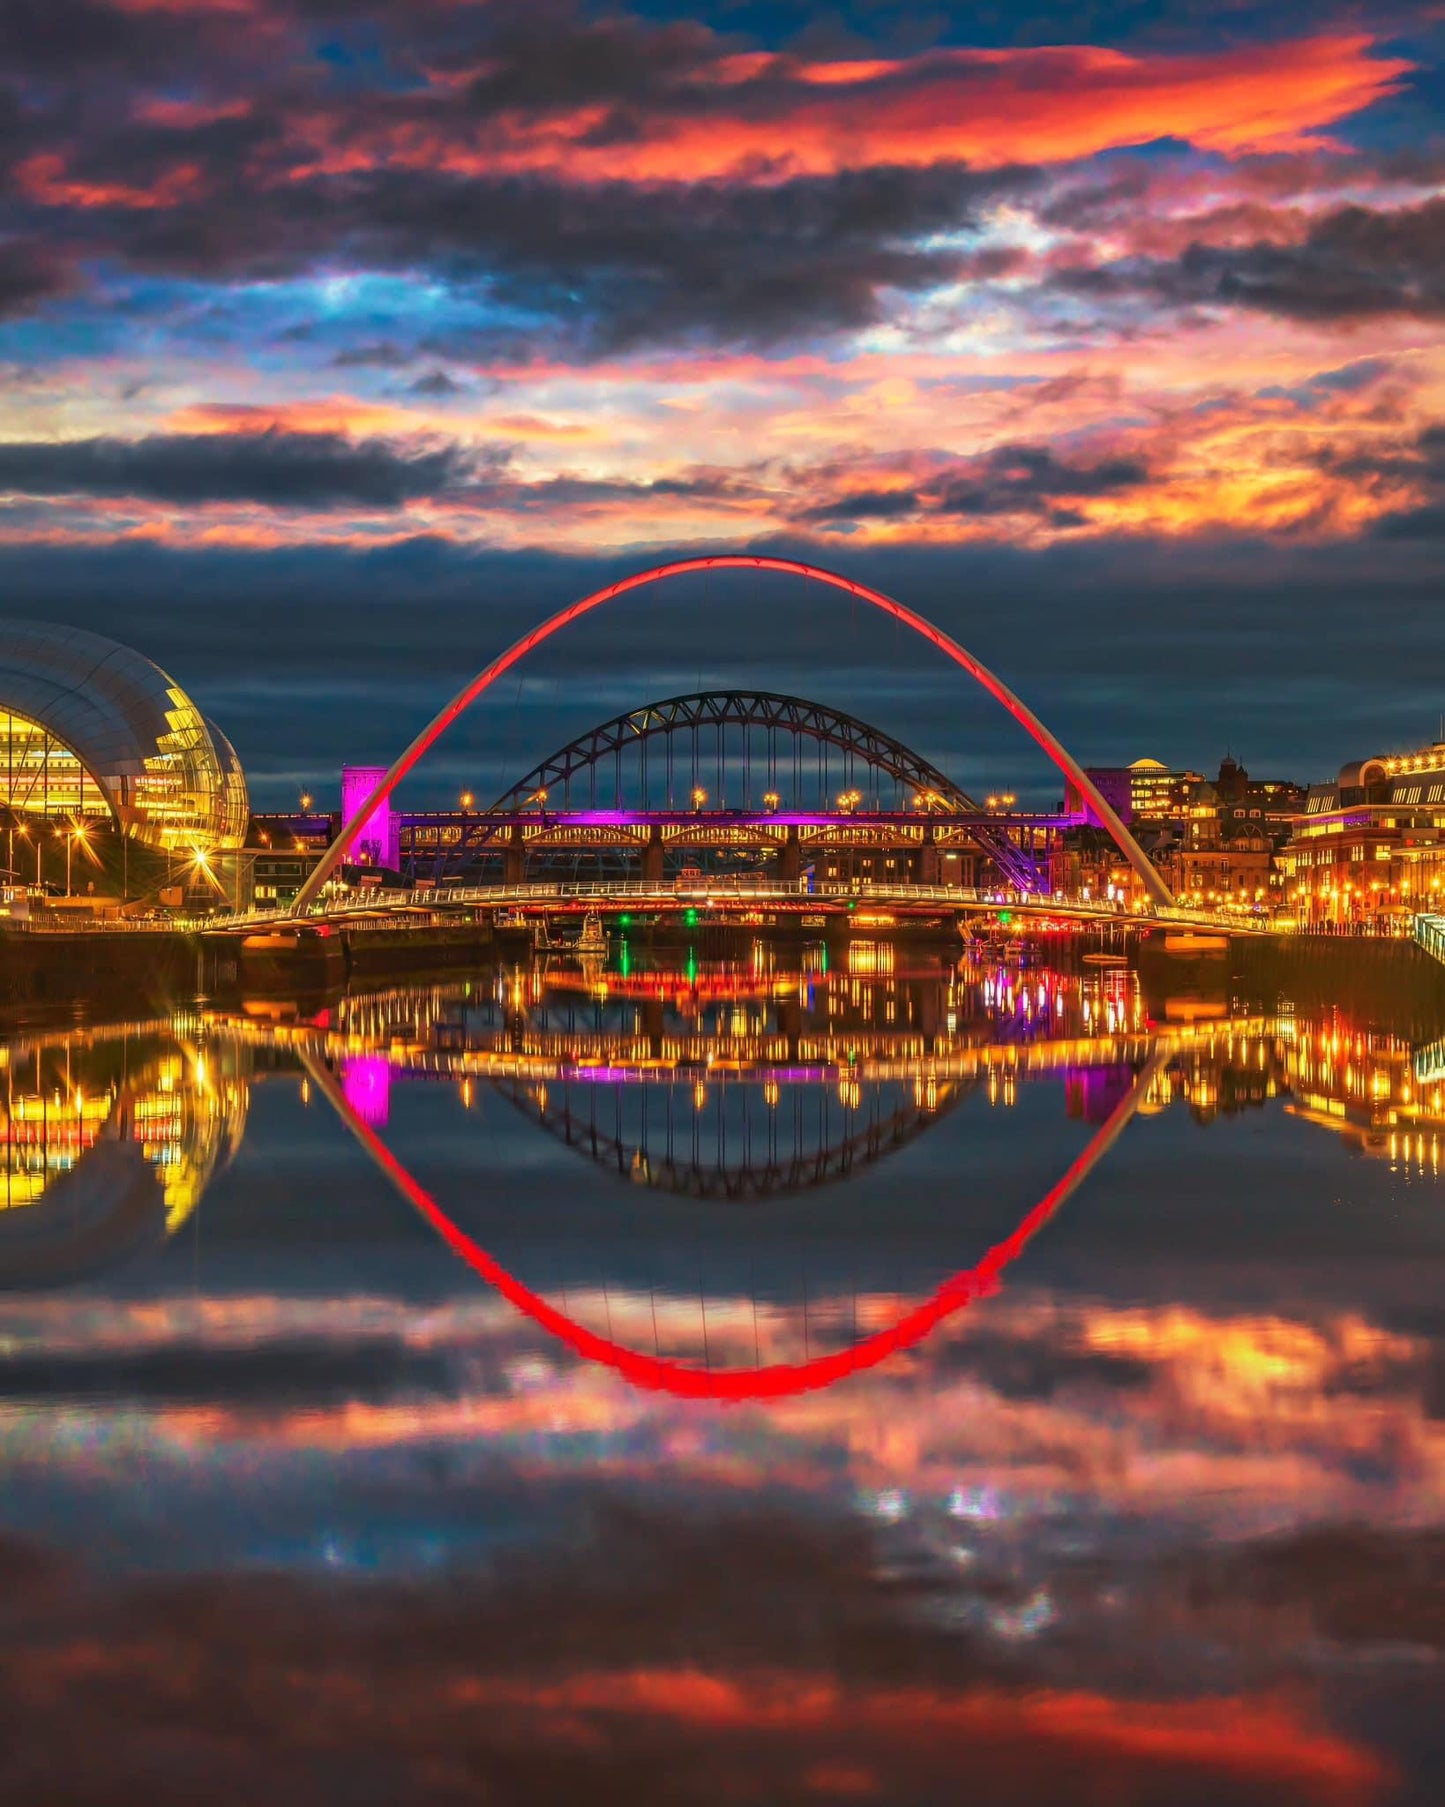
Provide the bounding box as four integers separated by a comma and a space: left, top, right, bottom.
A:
0, 945, 1441, 1804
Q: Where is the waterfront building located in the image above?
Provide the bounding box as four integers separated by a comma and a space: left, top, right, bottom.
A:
1065, 756, 1299, 910
0, 621, 247, 902
1156, 816, 1274, 909
1078, 758, 1203, 827
1282, 741, 1445, 925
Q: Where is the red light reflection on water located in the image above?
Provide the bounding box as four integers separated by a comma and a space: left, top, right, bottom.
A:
307, 1050, 1159, 1400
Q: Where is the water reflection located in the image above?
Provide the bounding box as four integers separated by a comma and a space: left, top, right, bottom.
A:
0, 1021, 247, 1286
0, 949, 1440, 1803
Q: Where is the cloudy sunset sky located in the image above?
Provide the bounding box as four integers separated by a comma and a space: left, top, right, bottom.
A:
1, 1, 1442, 801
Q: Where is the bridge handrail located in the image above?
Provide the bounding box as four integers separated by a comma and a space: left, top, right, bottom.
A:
1413, 912, 1445, 967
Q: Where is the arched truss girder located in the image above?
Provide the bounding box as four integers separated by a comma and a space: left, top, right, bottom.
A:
300, 1043, 1165, 1401
486, 687, 1042, 893
294, 556, 1173, 913
491, 690, 979, 813
490, 1073, 973, 1202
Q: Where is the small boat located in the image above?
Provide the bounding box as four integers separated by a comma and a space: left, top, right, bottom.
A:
1082, 951, 1129, 966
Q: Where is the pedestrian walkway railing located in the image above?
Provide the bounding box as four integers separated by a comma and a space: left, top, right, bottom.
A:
1413, 913, 1445, 966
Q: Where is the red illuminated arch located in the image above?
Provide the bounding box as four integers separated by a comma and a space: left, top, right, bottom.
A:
303, 1048, 1161, 1401
293, 556, 1172, 912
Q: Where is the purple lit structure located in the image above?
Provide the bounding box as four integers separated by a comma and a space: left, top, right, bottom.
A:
341, 765, 399, 870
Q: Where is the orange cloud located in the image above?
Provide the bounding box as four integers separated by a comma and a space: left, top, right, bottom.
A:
164, 399, 420, 437
298, 34, 1410, 186
15, 154, 206, 212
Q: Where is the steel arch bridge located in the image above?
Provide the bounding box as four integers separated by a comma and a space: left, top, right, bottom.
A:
470, 687, 1046, 890
489, 1070, 973, 1202
294, 555, 1172, 913
495, 689, 983, 812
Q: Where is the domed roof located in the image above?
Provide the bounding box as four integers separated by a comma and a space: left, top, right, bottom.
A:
0, 619, 247, 851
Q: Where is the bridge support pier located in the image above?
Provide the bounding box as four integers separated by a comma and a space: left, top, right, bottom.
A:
504, 824, 526, 886
642, 996, 664, 1058
919, 827, 940, 887
643, 824, 664, 884
777, 996, 802, 1061
780, 826, 801, 884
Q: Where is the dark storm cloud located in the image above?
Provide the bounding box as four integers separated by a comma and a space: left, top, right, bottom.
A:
58, 161, 1031, 353
0, 429, 481, 508
0, 1337, 459, 1409
1313, 422, 1445, 539
450, 10, 725, 110
0, 0, 196, 77
0, 0, 1421, 355
0, 0, 1041, 352
801, 444, 1150, 525
4, 531, 1441, 809
933, 1329, 1153, 1398
1057, 194, 1445, 323
0, 240, 68, 317
1374, 423, 1445, 539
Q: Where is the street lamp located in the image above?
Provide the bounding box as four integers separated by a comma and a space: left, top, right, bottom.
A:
459, 790, 475, 811
66, 823, 87, 896
17, 822, 38, 886
762, 791, 780, 813
691, 787, 708, 810
299, 792, 313, 813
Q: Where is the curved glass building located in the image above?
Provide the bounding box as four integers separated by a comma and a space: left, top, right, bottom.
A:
0, 621, 247, 853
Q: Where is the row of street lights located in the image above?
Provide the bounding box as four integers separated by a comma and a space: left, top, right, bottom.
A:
5, 816, 94, 894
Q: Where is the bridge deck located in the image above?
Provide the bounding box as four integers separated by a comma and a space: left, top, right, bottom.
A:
225, 877, 1275, 936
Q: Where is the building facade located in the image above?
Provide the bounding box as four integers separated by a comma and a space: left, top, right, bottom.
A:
1282, 742, 1445, 926
0, 622, 248, 895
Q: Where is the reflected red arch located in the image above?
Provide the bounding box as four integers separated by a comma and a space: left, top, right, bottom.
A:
303, 1049, 1162, 1400
293, 556, 1171, 912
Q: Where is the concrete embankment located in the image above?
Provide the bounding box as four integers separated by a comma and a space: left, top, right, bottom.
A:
0, 917, 500, 1023
0, 927, 207, 1020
